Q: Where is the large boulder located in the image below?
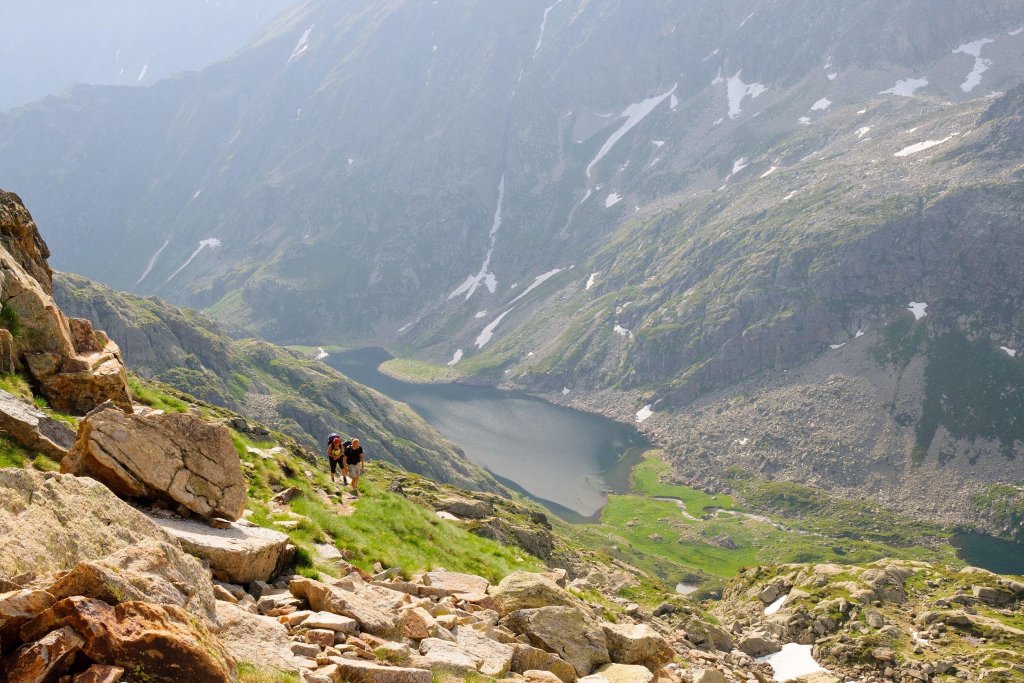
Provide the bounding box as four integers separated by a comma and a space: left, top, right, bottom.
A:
579, 663, 655, 683
153, 517, 292, 585
2, 624, 84, 681
327, 658, 432, 683
0, 388, 76, 460
0, 191, 131, 414
421, 570, 490, 597
19, 597, 237, 682
511, 643, 577, 682
492, 571, 578, 616
600, 622, 674, 671
504, 606, 610, 677
0, 469, 178, 579
214, 601, 302, 675
63, 408, 246, 520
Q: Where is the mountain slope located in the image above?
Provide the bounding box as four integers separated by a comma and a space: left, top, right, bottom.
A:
53, 272, 501, 493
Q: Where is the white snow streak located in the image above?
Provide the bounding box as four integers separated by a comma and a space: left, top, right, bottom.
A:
475, 309, 513, 348
1011, 27, 1024, 36
474, 310, 488, 319
605, 193, 622, 208
810, 97, 832, 111
447, 349, 464, 366
765, 594, 789, 615
136, 239, 170, 285
562, 387, 571, 396
137, 63, 149, 82
534, 0, 563, 57
316, 347, 329, 360
613, 324, 633, 339
585, 84, 677, 178
636, 405, 653, 422
725, 72, 767, 119
448, 175, 505, 300
167, 238, 222, 282
731, 157, 748, 174
1001, 346, 1018, 358
856, 126, 871, 139
288, 26, 313, 64
760, 166, 778, 178
509, 268, 565, 305
954, 38, 994, 92
880, 77, 928, 97
586, 272, 599, 290
830, 343, 846, 350
894, 136, 954, 157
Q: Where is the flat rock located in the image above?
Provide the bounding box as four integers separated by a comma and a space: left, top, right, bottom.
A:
304, 612, 359, 634
580, 663, 655, 683
418, 637, 483, 673
154, 516, 292, 584
215, 600, 301, 675
421, 571, 489, 597
455, 625, 514, 676
511, 643, 578, 682
72, 663, 126, 682
63, 408, 247, 520
328, 657, 432, 683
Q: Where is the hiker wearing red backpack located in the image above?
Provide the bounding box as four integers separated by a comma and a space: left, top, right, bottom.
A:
326, 433, 348, 486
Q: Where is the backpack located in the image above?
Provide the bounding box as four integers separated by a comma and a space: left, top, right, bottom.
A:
326, 433, 341, 449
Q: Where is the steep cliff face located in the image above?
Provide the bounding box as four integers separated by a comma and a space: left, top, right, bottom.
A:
0, 191, 131, 413
53, 272, 501, 493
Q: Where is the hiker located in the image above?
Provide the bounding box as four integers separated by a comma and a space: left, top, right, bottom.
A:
326, 433, 347, 486
343, 438, 365, 496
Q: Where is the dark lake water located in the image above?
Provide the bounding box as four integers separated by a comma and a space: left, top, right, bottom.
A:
952, 532, 1024, 575
325, 348, 648, 521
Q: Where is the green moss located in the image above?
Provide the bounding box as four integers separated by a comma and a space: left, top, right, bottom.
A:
0, 373, 32, 400
0, 436, 30, 468
237, 662, 300, 683
0, 303, 22, 338
127, 375, 190, 413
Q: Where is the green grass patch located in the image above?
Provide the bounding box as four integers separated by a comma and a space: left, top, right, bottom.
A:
0, 436, 30, 468
0, 303, 22, 338
288, 473, 544, 582
378, 358, 464, 384
0, 372, 32, 400
631, 451, 734, 516
237, 662, 300, 683
128, 375, 190, 413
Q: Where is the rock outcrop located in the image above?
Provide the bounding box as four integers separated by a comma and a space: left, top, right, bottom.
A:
0, 191, 131, 414
62, 407, 247, 520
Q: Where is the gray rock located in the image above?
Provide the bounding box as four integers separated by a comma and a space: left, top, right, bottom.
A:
504, 606, 610, 677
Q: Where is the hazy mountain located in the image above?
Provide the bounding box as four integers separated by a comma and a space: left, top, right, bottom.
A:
0, 0, 296, 111
2, 0, 1024, 531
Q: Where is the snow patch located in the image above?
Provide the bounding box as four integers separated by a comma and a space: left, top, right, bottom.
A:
509, 268, 565, 305
613, 324, 633, 339
229, 130, 242, 144
636, 405, 653, 422
765, 594, 789, 615
586, 272, 599, 290
586, 85, 677, 178
192, 190, 202, 199
652, 140, 665, 147
448, 175, 505, 300
856, 329, 865, 338
810, 97, 832, 111
830, 343, 847, 350
475, 309, 513, 348
316, 347, 329, 360
137, 63, 149, 82
474, 310, 488, 319
136, 239, 170, 285
880, 77, 928, 97
725, 72, 767, 119
447, 349, 463, 366
534, 0, 563, 57
797, 116, 811, 125
894, 135, 955, 157
166, 238, 222, 282
907, 302, 928, 320
1001, 346, 1018, 358
731, 157, 748, 174
760, 166, 778, 178
953, 38, 994, 92
288, 26, 313, 64
827, 72, 837, 81
739, 10, 756, 28
605, 193, 623, 208
856, 126, 871, 139
670, 93, 679, 110
562, 387, 571, 396
1011, 27, 1024, 36
756, 643, 827, 682
701, 48, 719, 62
